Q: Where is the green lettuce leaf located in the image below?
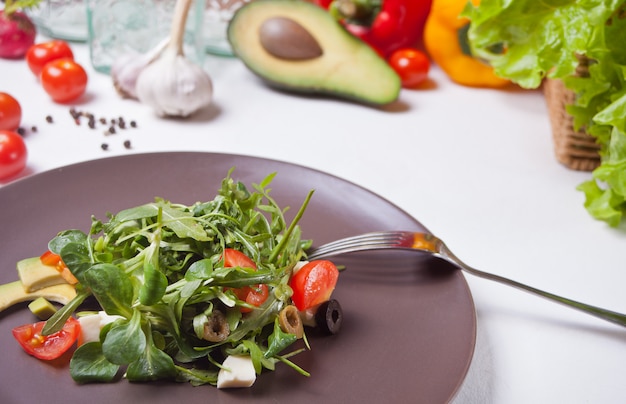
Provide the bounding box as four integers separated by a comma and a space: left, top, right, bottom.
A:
463, 0, 626, 226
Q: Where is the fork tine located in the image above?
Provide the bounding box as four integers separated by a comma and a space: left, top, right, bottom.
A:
307, 231, 410, 259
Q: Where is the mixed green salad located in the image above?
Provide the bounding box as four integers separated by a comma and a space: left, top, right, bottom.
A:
463, 0, 626, 226
5, 170, 341, 388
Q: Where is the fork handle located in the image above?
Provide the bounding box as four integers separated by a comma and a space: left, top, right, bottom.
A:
438, 244, 626, 328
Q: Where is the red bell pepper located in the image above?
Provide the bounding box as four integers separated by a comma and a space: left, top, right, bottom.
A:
315, 0, 432, 57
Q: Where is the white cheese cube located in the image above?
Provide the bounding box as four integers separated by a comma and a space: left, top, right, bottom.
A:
78, 313, 102, 344
98, 311, 124, 327
217, 355, 257, 389
78, 311, 125, 345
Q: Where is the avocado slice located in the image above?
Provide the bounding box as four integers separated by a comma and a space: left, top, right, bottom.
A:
227, 0, 401, 105
17, 256, 66, 292
0, 281, 76, 312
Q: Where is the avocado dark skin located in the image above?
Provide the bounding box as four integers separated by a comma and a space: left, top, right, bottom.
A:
227, 0, 401, 105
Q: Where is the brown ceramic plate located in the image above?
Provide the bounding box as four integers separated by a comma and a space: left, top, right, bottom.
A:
0, 152, 475, 404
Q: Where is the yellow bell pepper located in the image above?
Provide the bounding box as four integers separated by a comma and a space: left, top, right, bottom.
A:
424, 0, 509, 88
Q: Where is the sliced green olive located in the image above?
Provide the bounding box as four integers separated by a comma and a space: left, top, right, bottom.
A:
278, 305, 304, 339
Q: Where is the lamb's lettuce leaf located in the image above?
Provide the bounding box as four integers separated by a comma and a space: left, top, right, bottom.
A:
462, 0, 626, 226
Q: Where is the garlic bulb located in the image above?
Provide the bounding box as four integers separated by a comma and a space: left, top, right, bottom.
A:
136, 0, 213, 117
136, 47, 213, 117
111, 38, 169, 99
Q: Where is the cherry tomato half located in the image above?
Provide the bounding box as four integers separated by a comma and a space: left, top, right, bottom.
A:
0, 92, 22, 131
26, 40, 74, 77
0, 130, 27, 180
40, 250, 63, 267
231, 283, 270, 313
40, 58, 88, 103
388, 48, 431, 88
223, 248, 269, 313
12, 317, 80, 360
223, 248, 257, 270
289, 260, 339, 311
40, 250, 78, 284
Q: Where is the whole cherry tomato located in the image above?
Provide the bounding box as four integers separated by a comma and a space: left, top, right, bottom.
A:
388, 48, 431, 88
289, 260, 339, 311
26, 40, 74, 77
0, 130, 27, 180
0, 92, 21, 131
12, 317, 80, 360
40, 58, 88, 103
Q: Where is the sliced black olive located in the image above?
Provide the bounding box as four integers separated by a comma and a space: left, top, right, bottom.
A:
315, 299, 343, 335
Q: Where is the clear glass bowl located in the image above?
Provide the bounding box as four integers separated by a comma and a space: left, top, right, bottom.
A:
87, 0, 205, 74
26, 0, 88, 42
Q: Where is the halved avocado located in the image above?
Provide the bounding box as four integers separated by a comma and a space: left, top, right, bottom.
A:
227, 0, 401, 105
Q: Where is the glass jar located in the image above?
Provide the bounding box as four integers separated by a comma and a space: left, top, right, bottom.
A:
204, 0, 252, 56
87, 0, 205, 74
26, 0, 88, 42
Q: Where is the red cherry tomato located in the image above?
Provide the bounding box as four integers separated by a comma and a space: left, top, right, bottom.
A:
40, 250, 78, 285
0, 92, 22, 131
223, 248, 257, 270
40, 250, 63, 267
230, 283, 270, 313
40, 58, 88, 103
0, 130, 27, 180
26, 40, 74, 77
388, 48, 431, 88
223, 248, 269, 313
12, 317, 81, 360
289, 260, 339, 311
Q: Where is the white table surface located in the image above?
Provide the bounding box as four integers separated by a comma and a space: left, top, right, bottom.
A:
2, 34, 626, 404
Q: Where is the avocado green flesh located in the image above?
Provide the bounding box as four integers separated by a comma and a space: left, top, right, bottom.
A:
228, 0, 401, 105
17, 256, 66, 292
29, 297, 59, 320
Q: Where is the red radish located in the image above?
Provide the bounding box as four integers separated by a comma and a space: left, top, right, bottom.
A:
0, 7, 37, 59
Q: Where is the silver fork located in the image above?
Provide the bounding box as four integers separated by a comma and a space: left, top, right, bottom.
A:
307, 230, 626, 328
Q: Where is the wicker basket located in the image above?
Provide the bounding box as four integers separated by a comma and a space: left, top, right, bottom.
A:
543, 78, 601, 171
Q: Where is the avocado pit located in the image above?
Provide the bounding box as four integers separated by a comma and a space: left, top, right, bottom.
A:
259, 16, 323, 60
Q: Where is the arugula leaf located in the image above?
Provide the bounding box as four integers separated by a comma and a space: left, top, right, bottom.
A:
41, 286, 90, 335
264, 318, 297, 359
174, 365, 218, 386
